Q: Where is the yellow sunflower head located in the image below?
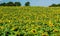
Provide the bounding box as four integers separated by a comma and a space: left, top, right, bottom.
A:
48, 20, 54, 27
31, 29, 37, 34
53, 29, 59, 32
42, 33, 48, 36
0, 26, 4, 29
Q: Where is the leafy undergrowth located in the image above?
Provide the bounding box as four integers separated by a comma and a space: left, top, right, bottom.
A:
0, 6, 60, 36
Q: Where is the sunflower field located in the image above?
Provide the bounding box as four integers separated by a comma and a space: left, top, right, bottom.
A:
0, 6, 60, 36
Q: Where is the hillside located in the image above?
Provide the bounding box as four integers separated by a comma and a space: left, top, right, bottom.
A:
0, 6, 60, 36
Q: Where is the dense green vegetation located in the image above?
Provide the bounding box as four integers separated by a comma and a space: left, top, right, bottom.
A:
0, 6, 60, 36
25, 2, 30, 6
0, 2, 30, 6
1, 1, 60, 7
0, 2, 21, 6
49, 4, 60, 7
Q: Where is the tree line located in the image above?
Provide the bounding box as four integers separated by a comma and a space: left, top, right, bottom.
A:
49, 4, 60, 7
0, 2, 30, 6
0, 1, 60, 7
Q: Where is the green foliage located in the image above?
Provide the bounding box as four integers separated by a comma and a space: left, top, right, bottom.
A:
49, 4, 60, 7
6, 2, 14, 6
15, 2, 21, 6
25, 2, 30, 6
0, 2, 21, 6
0, 6, 60, 36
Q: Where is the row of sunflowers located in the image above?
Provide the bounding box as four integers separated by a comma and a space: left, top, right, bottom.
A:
0, 6, 60, 36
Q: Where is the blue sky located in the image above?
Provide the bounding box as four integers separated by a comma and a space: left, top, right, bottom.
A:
0, 0, 60, 6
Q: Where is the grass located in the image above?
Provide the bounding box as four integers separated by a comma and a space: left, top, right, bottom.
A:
0, 6, 60, 36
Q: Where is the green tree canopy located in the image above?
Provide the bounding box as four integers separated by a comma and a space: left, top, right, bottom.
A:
25, 2, 30, 6
49, 4, 60, 7
0, 2, 21, 6
15, 2, 21, 6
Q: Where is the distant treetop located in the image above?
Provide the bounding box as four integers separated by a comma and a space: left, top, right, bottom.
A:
0, 1, 30, 6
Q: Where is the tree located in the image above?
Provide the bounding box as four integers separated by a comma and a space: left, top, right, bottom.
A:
6, 2, 14, 6
14, 2, 21, 6
25, 2, 30, 6
58, 4, 60, 6
0, 2, 22, 6
49, 4, 56, 7
0, 2, 6, 6
49, 4, 60, 7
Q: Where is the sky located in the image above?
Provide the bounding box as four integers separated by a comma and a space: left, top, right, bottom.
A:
0, 0, 60, 6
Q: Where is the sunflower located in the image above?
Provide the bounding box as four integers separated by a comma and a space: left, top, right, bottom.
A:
42, 33, 49, 36
53, 29, 59, 32
48, 20, 54, 27
11, 27, 18, 31
31, 29, 37, 34
8, 20, 11, 23
0, 26, 4, 29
